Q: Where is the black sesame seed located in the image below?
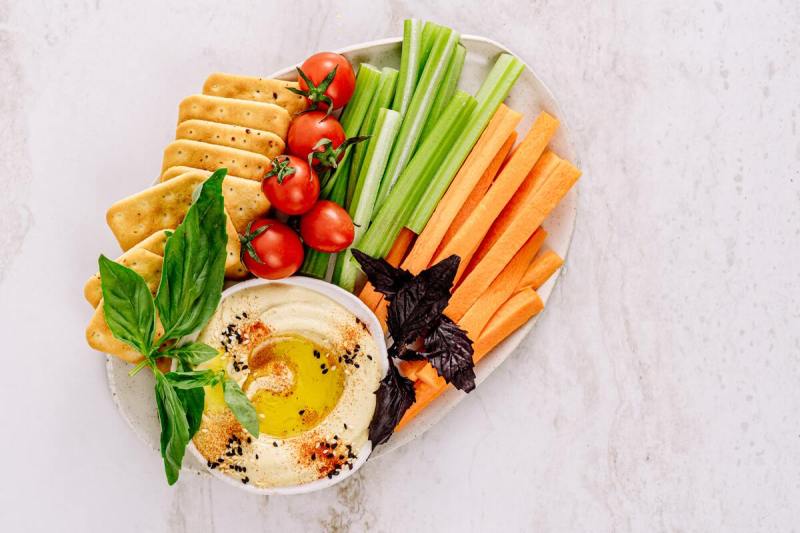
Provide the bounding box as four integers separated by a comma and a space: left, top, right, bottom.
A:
299, 409, 305, 415
367, 355, 373, 360
343, 423, 348, 430
273, 441, 278, 447
322, 368, 328, 374
311, 453, 316, 461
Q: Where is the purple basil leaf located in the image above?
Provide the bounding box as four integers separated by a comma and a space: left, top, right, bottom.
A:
368, 361, 416, 445
422, 315, 476, 392
351, 249, 413, 301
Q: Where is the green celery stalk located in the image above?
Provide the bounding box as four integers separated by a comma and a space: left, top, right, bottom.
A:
355, 90, 477, 259
391, 19, 423, 116
300, 156, 353, 279
418, 21, 440, 74
419, 44, 465, 144
334, 108, 402, 290
375, 26, 459, 211
320, 63, 382, 198
347, 67, 399, 207
406, 53, 524, 233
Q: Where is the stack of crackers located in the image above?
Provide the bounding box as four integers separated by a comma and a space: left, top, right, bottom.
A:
85, 73, 307, 363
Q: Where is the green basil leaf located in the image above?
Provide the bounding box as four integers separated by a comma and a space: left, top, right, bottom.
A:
154, 371, 191, 485
164, 342, 219, 365
98, 254, 156, 354
174, 360, 205, 438
165, 369, 222, 389
222, 378, 259, 437
155, 169, 228, 342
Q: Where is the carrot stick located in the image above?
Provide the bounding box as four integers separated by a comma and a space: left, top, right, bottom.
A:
358, 227, 416, 310
516, 250, 563, 291
457, 227, 546, 332
436, 131, 517, 257
433, 111, 559, 281
446, 159, 580, 320
401, 105, 521, 274
386, 226, 416, 265
465, 150, 560, 273
399, 229, 545, 379
396, 287, 544, 430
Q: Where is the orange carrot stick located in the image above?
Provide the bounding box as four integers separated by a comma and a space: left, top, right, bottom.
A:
402, 106, 521, 274
465, 151, 560, 272
358, 227, 416, 311
457, 227, 547, 332
446, 159, 580, 320
434, 112, 559, 281
396, 288, 544, 430
516, 250, 564, 292
437, 131, 517, 257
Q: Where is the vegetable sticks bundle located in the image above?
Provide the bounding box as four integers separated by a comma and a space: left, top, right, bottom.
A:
360, 100, 581, 427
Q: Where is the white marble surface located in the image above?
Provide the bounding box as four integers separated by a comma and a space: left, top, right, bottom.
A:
1, 1, 799, 531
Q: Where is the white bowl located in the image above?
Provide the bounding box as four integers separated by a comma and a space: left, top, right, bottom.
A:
184, 276, 389, 495
105, 32, 578, 482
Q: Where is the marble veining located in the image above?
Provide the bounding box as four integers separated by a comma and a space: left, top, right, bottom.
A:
1, 1, 799, 531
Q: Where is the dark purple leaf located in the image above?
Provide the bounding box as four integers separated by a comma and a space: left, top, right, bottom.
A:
352, 249, 413, 301
368, 362, 416, 445
422, 315, 476, 392
386, 255, 459, 345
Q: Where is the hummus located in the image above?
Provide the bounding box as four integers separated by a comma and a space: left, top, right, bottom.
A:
191, 283, 382, 488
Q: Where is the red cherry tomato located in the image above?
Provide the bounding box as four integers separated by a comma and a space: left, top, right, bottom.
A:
297, 52, 356, 110
241, 218, 304, 279
261, 155, 320, 215
300, 200, 355, 253
287, 112, 346, 167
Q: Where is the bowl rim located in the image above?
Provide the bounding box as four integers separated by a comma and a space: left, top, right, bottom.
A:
183, 275, 389, 495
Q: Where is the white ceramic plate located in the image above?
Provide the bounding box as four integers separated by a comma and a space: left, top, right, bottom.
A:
106, 33, 578, 477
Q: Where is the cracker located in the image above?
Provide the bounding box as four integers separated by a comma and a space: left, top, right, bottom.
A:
158, 169, 269, 234
107, 173, 206, 251
105, 174, 248, 279
161, 139, 269, 182
202, 73, 308, 117
160, 166, 246, 182
84, 248, 164, 307
134, 229, 170, 256
178, 94, 290, 139
176, 119, 284, 158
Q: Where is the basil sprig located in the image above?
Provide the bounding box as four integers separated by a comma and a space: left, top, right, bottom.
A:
98, 169, 259, 485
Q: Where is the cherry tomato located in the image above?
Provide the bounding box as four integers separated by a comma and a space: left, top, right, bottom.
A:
296, 52, 356, 111
261, 155, 320, 215
287, 112, 346, 167
240, 218, 304, 279
300, 200, 355, 253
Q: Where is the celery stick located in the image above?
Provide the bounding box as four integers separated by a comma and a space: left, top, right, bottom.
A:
418, 21, 440, 74
419, 44, 465, 144
319, 63, 381, 198
375, 27, 460, 211
334, 108, 402, 290
300, 156, 353, 279
347, 67, 399, 206
356, 90, 476, 259
407, 54, 524, 233
391, 19, 423, 116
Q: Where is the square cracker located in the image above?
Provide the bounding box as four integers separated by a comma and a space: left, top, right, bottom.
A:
161, 139, 269, 182
105, 174, 248, 279
84, 248, 164, 308
178, 94, 290, 139
202, 73, 308, 117
160, 169, 270, 234
176, 119, 284, 159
